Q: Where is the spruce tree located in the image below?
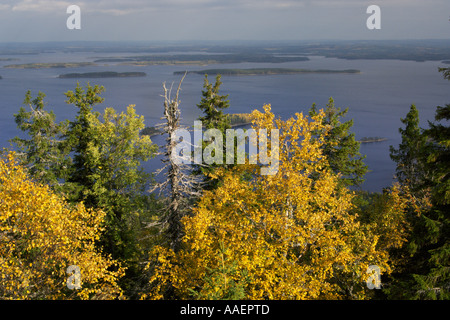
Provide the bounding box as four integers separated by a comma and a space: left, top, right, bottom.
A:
63, 83, 106, 203
195, 74, 232, 189
11, 91, 70, 186
309, 97, 367, 187
410, 67, 450, 299
389, 104, 428, 192
197, 74, 230, 132
386, 68, 450, 300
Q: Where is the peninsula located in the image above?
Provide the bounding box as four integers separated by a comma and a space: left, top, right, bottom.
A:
59, 71, 146, 78
174, 68, 361, 76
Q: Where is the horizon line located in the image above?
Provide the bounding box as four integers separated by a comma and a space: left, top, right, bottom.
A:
1, 38, 450, 45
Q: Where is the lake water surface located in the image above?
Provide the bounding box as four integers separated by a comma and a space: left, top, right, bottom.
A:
1, 50, 449, 192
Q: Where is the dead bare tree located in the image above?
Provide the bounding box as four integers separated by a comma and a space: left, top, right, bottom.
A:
150, 74, 204, 253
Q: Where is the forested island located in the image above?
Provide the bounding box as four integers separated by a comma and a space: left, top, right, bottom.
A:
228, 113, 253, 126
140, 114, 254, 137
4, 62, 96, 69
358, 137, 387, 143
140, 126, 162, 137
59, 71, 146, 79
175, 68, 361, 76
94, 53, 309, 66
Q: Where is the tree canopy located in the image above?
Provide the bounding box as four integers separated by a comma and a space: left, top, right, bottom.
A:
143, 105, 409, 300
0, 151, 124, 299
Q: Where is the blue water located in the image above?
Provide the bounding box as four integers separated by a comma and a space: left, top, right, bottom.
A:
1, 51, 449, 192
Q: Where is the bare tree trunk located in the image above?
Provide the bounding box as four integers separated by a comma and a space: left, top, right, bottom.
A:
151, 74, 203, 253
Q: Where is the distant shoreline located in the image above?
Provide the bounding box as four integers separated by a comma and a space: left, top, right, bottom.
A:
175, 68, 361, 76
4, 62, 96, 69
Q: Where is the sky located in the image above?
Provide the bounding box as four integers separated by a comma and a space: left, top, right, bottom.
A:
0, 0, 449, 42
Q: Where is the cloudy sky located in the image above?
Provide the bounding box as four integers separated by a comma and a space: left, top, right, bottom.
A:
0, 0, 449, 42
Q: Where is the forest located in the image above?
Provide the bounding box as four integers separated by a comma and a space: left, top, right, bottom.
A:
0, 69, 448, 301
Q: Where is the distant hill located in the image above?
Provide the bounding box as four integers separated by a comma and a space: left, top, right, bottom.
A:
59, 71, 146, 78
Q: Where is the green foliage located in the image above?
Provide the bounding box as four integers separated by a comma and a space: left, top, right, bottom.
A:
11, 83, 159, 297
389, 104, 428, 191
195, 74, 232, 189
386, 68, 450, 300
188, 242, 249, 300
64, 82, 106, 192
309, 97, 368, 187
10, 91, 70, 186
197, 74, 230, 131
413, 69, 450, 299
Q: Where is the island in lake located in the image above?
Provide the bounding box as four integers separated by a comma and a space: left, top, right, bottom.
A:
94, 53, 309, 66
358, 137, 387, 143
4, 62, 96, 69
59, 71, 146, 79
140, 126, 162, 137
228, 113, 253, 126
174, 68, 361, 76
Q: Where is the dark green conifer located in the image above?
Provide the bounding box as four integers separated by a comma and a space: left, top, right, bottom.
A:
309, 97, 368, 187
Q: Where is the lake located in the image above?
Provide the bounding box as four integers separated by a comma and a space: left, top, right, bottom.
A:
1, 49, 449, 192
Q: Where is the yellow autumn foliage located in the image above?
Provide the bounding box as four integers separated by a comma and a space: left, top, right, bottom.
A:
0, 151, 125, 300
144, 105, 409, 300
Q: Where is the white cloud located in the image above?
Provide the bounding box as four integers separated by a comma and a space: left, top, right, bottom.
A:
5, 0, 446, 16
1, 0, 449, 41
11, 0, 72, 12
5, 0, 307, 15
